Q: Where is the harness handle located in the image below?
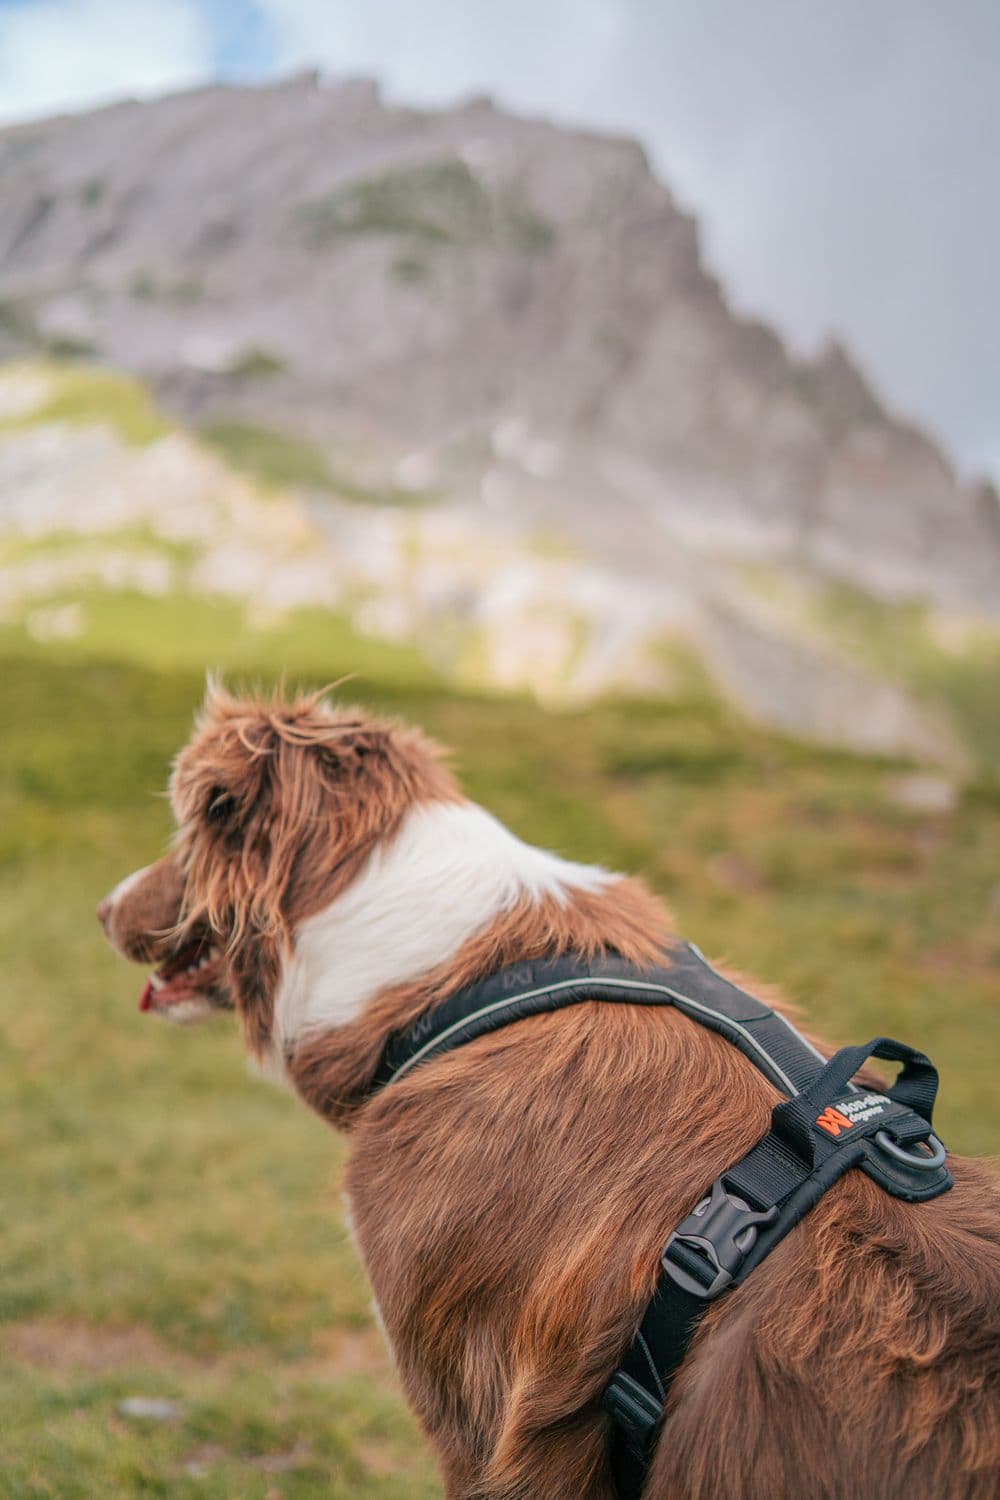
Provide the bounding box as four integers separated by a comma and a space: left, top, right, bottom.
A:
770, 1036, 940, 1167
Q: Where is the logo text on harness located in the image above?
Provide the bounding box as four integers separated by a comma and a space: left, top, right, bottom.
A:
815, 1092, 891, 1137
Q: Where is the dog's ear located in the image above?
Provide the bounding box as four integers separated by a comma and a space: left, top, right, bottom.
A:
209, 717, 401, 1056
172, 690, 457, 1055
205, 719, 331, 1052
229, 715, 460, 1050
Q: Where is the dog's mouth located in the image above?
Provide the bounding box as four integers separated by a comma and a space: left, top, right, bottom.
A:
139, 934, 224, 1014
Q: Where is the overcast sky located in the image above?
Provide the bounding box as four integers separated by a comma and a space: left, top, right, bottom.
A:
0, 0, 996, 479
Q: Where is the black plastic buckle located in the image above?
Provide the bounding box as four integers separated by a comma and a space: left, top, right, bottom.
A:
662, 1179, 779, 1299
602, 1370, 663, 1459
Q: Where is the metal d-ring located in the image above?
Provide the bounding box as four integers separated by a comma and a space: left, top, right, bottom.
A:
874, 1130, 946, 1171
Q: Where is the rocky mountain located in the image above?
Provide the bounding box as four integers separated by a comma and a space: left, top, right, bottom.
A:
0, 71, 996, 616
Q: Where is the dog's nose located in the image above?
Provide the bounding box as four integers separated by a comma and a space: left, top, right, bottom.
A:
96, 896, 112, 931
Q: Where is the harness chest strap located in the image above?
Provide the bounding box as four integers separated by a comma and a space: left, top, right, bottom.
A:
367, 943, 952, 1500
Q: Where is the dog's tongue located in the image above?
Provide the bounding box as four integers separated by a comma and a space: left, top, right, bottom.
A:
138, 936, 218, 1014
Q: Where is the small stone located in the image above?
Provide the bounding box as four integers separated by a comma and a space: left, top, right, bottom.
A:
117, 1396, 180, 1422
183, 1443, 227, 1477
884, 772, 959, 816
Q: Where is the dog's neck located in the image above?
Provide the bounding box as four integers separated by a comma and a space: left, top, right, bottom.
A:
269, 798, 670, 1122
273, 799, 614, 1052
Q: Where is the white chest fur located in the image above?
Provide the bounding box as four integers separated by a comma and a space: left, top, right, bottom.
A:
272, 799, 612, 1054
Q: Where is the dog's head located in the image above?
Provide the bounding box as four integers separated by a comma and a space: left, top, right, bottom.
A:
97, 683, 455, 1051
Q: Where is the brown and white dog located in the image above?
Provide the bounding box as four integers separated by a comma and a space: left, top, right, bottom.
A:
98, 684, 1000, 1500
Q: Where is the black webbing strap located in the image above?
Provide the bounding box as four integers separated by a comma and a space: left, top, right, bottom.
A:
366, 943, 952, 1500
604, 1035, 950, 1495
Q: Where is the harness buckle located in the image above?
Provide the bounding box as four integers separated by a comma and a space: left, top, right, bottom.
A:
602, 1370, 663, 1460
662, 1179, 778, 1299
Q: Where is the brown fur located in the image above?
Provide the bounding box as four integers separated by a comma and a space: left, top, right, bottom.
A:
99, 854, 185, 963
100, 687, 1000, 1500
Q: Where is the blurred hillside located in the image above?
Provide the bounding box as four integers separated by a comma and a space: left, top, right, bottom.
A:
2, 360, 998, 769
0, 74, 998, 765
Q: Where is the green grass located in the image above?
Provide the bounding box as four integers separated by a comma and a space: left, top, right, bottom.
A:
200, 420, 433, 506
0, 591, 440, 691
128, 270, 157, 300
0, 525, 199, 572
199, 421, 335, 491
223, 348, 288, 381
298, 158, 554, 254
80, 177, 106, 208
127, 273, 206, 305
389, 251, 432, 286
810, 580, 1000, 766
42, 335, 100, 362
0, 363, 170, 447
3, 625, 998, 1497
0, 298, 39, 344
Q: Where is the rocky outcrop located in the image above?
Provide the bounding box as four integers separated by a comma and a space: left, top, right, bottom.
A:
0, 74, 995, 616
2, 363, 985, 769
701, 599, 966, 769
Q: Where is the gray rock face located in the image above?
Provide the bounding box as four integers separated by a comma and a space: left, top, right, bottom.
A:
0, 72, 996, 613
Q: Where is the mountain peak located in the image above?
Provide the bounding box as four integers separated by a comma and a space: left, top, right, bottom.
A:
0, 76, 995, 613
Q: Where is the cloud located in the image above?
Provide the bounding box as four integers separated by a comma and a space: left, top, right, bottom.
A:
0, 0, 211, 124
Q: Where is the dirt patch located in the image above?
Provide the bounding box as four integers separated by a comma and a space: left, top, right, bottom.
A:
308, 1324, 391, 1379
708, 851, 769, 895
182, 1443, 229, 1477
919, 943, 987, 977
4, 1316, 198, 1373
251, 1443, 311, 1474
181, 1442, 313, 1480
6, 1315, 395, 1384
358, 1441, 399, 1478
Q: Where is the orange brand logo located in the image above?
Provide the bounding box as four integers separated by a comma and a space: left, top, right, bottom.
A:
815, 1106, 853, 1137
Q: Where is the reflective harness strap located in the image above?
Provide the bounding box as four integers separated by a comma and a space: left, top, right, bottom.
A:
367, 943, 952, 1500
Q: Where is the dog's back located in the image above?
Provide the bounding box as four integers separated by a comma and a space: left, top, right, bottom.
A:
348, 1001, 1000, 1500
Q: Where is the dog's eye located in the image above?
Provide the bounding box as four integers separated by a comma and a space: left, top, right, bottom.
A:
206, 788, 236, 824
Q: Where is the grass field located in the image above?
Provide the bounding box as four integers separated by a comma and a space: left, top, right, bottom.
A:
2, 630, 998, 1499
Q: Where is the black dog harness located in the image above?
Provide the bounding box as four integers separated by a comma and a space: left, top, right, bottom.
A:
369, 943, 952, 1498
